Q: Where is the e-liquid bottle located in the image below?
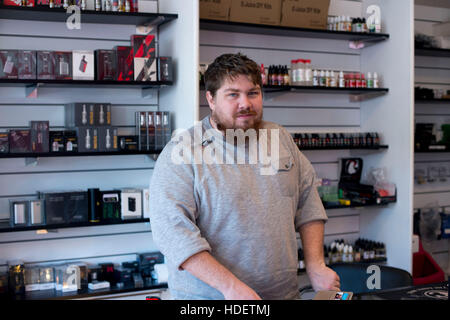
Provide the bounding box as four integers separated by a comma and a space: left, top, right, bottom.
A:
313, 69, 319, 87
271, 66, 277, 86
95, 0, 101, 11
319, 70, 326, 87
277, 65, 284, 86
125, 0, 130, 12
367, 72, 373, 88
373, 72, 379, 88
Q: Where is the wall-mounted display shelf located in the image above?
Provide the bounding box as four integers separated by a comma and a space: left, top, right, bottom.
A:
415, 47, 450, 58
200, 19, 389, 44
415, 98, 450, 104
300, 145, 389, 151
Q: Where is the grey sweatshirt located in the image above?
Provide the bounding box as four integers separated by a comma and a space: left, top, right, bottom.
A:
149, 116, 328, 300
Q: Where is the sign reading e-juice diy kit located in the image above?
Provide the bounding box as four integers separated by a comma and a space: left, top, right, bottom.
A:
200, 0, 232, 21
281, 0, 330, 30
229, 0, 281, 26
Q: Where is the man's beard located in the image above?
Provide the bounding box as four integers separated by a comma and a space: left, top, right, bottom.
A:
211, 109, 263, 133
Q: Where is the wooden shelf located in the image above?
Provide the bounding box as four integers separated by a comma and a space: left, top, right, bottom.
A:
0, 5, 178, 26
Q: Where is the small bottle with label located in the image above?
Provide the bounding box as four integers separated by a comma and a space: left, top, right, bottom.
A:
373, 72, 380, 88
367, 72, 373, 88
338, 71, 345, 88
283, 66, 290, 86
325, 70, 331, 87
304, 60, 312, 86
297, 60, 305, 86
313, 69, 319, 87
319, 70, 326, 87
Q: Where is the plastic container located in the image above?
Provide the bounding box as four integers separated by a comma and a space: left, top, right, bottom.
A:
304, 60, 312, 86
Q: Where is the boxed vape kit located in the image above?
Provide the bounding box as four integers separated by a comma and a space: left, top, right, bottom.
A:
131, 34, 157, 81
158, 57, 173, 82
40, 191, 88, 225
18, 50, 37, 80
49, 130, 78, 153
65, 103, 112, 127
98, 127, 118, 152
30, 121, 49, 153
95, 50, 117, 81
9, 199, 45, 227
0, 133, 9, 153
99, 190, 121, 221
118, 135, 138, 151
9, 129, 31, 153
76, 127, 99, 152
135, 111, 171, 151
54, 51, 72, 80
37, 51, 56, 80
72, 50, 94, 80
121, 189, 142, 220
0, 50, 19, 79
115, 46, 133, 81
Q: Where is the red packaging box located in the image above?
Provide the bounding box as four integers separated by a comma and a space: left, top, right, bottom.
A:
131, 34, 156, 59
0, 50, 19, 79
18, 50, 37, 80
95, 50, 117, 81
54, 51, 72, 80
115, 46, 133, 82
4, 0, 35, 6
37, 51, 56, 80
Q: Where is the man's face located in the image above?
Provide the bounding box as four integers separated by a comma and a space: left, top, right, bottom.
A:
206, 74, 263, 132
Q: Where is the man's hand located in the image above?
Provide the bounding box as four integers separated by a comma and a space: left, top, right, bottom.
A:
307, 263, 340, 292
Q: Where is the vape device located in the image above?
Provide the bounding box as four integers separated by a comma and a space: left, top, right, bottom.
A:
0, 133, 9, 153
18, 50, 37, 80
115, 46, 133, 81
157, 57, 173, 82
49, 131, 65, 152
72, 50, 94, 80
88, 188, 101, 223
95, 50, 117, 80
9, 200, 28, 227
37, 51, 55, 80
30, 121, 49, 153
118, 135, 138, 151
9, 130, 31, 153
64, 130, 78, 152
99, 190, 121, 221
29, 199, 45, 225
120, 189, 142, 220
135, 111, 147, 151
0, 50, 18, 79
65, 103, 96, 127
54, 51, 72, 80
98, 127, 118, 152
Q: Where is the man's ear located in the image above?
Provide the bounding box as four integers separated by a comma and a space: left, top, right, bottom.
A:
206, 91, 215, 112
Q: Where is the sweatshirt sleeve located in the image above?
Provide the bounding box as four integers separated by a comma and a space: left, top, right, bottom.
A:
149, 141, 212, 270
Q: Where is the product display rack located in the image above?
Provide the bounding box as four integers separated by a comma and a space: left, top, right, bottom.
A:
415, 47, 450, 58
200, 19, 390, 43
0, 218, 150, 233
0, 79, 173, 89
415, 98, 450, 103
299, 145, 389, 151
0, 150, 162, 159
0, 4, 178, 26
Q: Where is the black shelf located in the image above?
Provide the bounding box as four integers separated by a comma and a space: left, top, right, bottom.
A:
264, 85, 389, 94
0, 218, 150, 233
0, 150, 162, 159
415, 47, 450, 58
0, 79, 173, 90
323, 201, 395, 210
200, 19, 389, 43
0, 5, 178, 26
300, 145, 389, 151
415, 99, 450, 104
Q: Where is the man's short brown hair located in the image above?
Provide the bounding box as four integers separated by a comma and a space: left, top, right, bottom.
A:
204, 53, 262, 97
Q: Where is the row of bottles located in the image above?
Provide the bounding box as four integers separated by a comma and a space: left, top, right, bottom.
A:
292, 132, 381, 149
328, 16, 381, 34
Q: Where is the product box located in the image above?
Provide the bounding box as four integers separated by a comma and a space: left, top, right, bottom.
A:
72, 50, 94, 80
41, 191, 88, 225
65, 103, 95, 127
147, 111, 155, 150
200, 0, 231, 21
76, 127, 99, 152
154, 111, 163, 150
41, 192, 66, 225
98, 127, 118, 152
0, 133, 9, 153
280, 0, 330, 30
24, 267, 40, 292
95, 50, 117, 81
115, 46, 134, 81
99, 190, 121, 221
136, 111, 147, 151
132, 34, 157, 81
30, 121, 49, 153
49, 131, 65, 153
64, 130, 78, 152
37, 51, 56, 80
229, 0, 281, 26
121, 189, 142, 220
54, 51, 72, 80
9, 130, 31, 153
96, 103, 112, 126
87, 188, 101, 223
0, 50, 19, 79
39, 267, 55, 290
158, 57, 173, 82
118, 135, 138, 151
18, 50, 37, 80
29, 199, 45, 226
9, 200, 29, 227
5, 0, 36, 6
162, 111, 172, 147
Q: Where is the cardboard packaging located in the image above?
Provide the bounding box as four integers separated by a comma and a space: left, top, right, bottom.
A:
95, 50, 117, 81
131, 34, 157, 81
29, 199, 45, 226
115, 46, 134, 81
30, 121, 49, 153
99, 190, 121, 221
0, 133, 9, 153
162, 111, 172, 146
37, 51, 56, 80
41, 191, 88, 225
18, 50, 37, 80
96, 103, 112, 126
229, 0, 281, 26
158, 57, 173, 82
121, 189, 142, 220
118, 135, 138, 151
9, 200, 29, 227
147, 111, 155, 150
200, 0, 231, 21
280, 0, 330, 30
64, 130, 78, 152
5, 0, 36, 5
49, 131, 65, 153
77, 127, 99, 152
54, 51, 72, 80
154, 111, 163, 150
65, 103, 95, 127
98, 127, 118, 152
72, 50, 94, 80
136, 111, 147, 151
9, 130, 31, 153
41, 192, 66, 225
0, 50, 19, 79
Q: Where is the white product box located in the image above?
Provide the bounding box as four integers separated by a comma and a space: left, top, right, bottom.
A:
121, 189, 143, 219
72, 50, 94, 80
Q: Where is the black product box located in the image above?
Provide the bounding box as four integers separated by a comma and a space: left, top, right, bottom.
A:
37, 51, 56, 80
147, 112, 155, 151
99, 263, 116, 285
138, 252, 164, 277
76, 127, 99, 152
49, 131, 65, 153
118, 135, 138, 151
131, 34, 157, 82
95, 50, 117, 81
0, 133, 9, 153
98, 127, 118, 152
0, 50, 18, 79
115, 46, 133, 81
96, 103, 112, 126
135, 111, 147, 151
158, 57, 173, 82
65, 103, 95, 127
54, 51, 72, 80
40, 191, 88, 225
30, 121, 49, 153
9, 130, 31, 153
64, 130, 78, 152
154, 111, 163, 150
18, 50, 37, 80
162, 111, 172, 147
99, 190, 121, 221
88, 188, 101, 223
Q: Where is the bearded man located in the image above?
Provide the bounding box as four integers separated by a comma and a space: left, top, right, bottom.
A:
149, 53, 339, 300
